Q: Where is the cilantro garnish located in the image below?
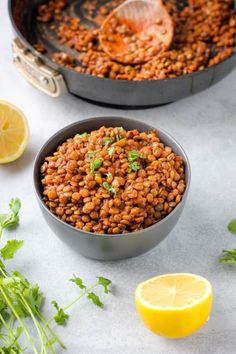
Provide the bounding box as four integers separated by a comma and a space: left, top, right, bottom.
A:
86, 151, 97, 158
108, 147, 115, 158
90, 157, 103, 175
116, 127, 123, 141
103, 137, 113, 146
228, 219, 236, 235
87, 292, 104, 308
0, 198, 21, 237
0, 240, 24, 260
220, 249, 236, 265
0, 199, 112, 352
128, 150, 140, 162
128, 150, 141, 172
220, 218, 236, 264
70, 275, 86, 289
129, 161, 140, 172
52, 301, 69, 326
97, 277, 112, 294
75, 132, 88, 139
103, 182, 117, 195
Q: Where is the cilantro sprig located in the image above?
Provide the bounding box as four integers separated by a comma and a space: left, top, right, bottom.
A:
0, 199, 112, 353
116, 127, 123, 141
108, 147, 115, 158
220, 249, 236, 265
90, 157, 103, 175
0, 198, 21, 238
220, 218, 236, 265
103, 182, 117, 195
103, 137, 113, 146
128, 150, 141, 173
75, 132, 88, 139
86, 151, 97, 158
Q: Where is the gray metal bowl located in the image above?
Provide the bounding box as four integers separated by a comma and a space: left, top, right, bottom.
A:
33, 117, 191, 260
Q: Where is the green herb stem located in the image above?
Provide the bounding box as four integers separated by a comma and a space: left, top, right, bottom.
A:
17, 293, 53, 354
36, 311, 66, 350
45, 283, 98, 329
0, 285, 39, 354
0, 313, 23, 354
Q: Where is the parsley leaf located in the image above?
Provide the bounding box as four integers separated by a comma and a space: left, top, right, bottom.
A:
103, 182, 117, 195
116, 127, 123, 141
103, 137, 113, 146
75, 132, 88, 139
106, 172, 113, 179
52, 301, 69, 325
97, 277, 112, 294
87, 292, 104, 308
90, 157, 103, 175
86, 151, 97, 158
228, 219, 236, 236
0, 240, 24, 260
70, 275, 86, 289
220, 249, 236, 265
108, 147, 115, 158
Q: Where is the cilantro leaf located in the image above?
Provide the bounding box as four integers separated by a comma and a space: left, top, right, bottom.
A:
75, 132, 88, 139
86, 151, 97, 158
116, 127, 123, 141
103, 182, 117, 195
9, 198, 21, 216
87, 292, 104, 308
128, 150, 141, 172
52, 301, 69, 325
220, 249, 236, 265
228, 219, 236, 236
70, 275, 86, 289
106, 172, 112, 179
0, 240, 24, 260
108, 147, 115, 158
23, 284, 44, 313
90, 157, 103, 175
103, 137, 113, 146
0, 198, 21, 236
129, 161, 140, 172
97, 277, 112, 294
128, 150, 140, 162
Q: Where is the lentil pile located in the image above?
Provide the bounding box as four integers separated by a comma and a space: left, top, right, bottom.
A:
40, 127, 186, 234
36, 0, 236, 80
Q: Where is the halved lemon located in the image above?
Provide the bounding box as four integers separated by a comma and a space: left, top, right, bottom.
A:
0, 100, 30, 164
135, 273, 213, 338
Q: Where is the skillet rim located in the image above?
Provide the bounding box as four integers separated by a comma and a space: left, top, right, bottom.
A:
8, 0, 236, 85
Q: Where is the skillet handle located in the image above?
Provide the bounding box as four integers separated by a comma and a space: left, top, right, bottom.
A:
11, 38, 68, 98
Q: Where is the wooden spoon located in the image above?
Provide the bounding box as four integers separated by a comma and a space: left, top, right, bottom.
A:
99, 0, 174, 65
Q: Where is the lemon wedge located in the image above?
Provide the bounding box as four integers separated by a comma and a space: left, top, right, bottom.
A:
135, 273, 213, 338
0, 100, 30, 164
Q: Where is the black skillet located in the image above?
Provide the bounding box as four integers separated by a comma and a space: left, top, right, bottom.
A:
8, 0, 236, 107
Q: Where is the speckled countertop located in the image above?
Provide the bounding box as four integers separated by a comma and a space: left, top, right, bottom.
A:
1, 1, 236, 353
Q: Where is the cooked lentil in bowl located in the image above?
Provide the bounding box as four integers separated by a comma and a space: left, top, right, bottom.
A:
40, 126, 186, 234
35, 0, 236, 80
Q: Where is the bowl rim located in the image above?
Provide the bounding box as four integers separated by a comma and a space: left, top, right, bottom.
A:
33, 116, 191, 238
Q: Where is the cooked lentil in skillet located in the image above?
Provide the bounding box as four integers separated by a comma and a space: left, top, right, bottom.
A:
40, 127, 186, 234
36, 0, 236, 80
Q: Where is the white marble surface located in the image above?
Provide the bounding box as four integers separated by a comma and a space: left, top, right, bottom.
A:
1, 1, 236, 353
